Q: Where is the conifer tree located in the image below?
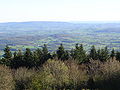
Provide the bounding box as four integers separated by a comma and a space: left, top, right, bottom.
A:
70, 48, 75, 59
116, 51, 120, 61
79, 44, 87, 63
97, 49, 101, 60
61, 50, 70, 60
72, 43, 79, 60
56, 44, 65, 60
42, 44, 48, 55
16, 49, 24, 66
24, 48, 34, 68
11, 49, 24, 68
110, 49, 115, 59
35, 48, 43, 65
33, 49, 42, 67
3, 45, 12, 59
41, 44, 51, 64
1, 45, 12, 66
89, 45, 97, 60
36, 48, 43, 59
97, 47, 109, 61
13, 51, 17, 58
51, 51, 57, 59
102, 46, 109, 61
74, 44, 87, 63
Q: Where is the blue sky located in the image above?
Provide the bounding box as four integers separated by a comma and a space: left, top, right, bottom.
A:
0, 0, 120, 22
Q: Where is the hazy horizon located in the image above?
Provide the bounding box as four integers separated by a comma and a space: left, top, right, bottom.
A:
1, 20, 120, 23
0, 0, 120, 22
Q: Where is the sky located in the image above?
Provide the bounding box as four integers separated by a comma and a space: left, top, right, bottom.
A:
0, 0, 120, 22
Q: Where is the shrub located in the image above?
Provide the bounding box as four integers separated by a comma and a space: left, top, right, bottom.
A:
66, 60, 88, 89
14, 67, 35, 90
32, 59, 89, 90
87, 59, 103, 89
31, 59, 69, 89
96, 59, 120, 90
88, 59, 120, 90
0, 65, 14, 90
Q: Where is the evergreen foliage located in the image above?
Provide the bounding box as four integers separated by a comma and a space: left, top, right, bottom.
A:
116, 51, 120, 61
41, 44, 51, 65
72, 44, 87, 63
23, 48, 34, 68
3, 45, 12, 59
89, 45, 97, 60
56, 44, 66, 60
0, 44, 120, 69
97, 47, 109, 61
110, 48, 115, 59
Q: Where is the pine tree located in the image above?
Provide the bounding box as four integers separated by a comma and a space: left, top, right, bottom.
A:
102, 46, 109, 61
33, 49, 42, 67
73, 44, 87, 63
13, 51, 17, 58
63, 50, 70, 60
36, 48, 43, 59
1, 45, 12, 66
51, 51, 57, 59
97, 49, 101, 60
42, 44, 48, 55
89, 45, 97, 60
70, 48, 75, 59
41, 44, 51, 64
3, 45, 12, 59
116, 51, 120, 61
110, 49, 115, 59
56, 44, 65, 60
11, 49, 24, 68
24, 48, 34, 68
78, 44, 87, 63
97, 47, 109, 61
72, 43, 79, 60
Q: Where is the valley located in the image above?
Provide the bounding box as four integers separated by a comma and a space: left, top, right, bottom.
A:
0, 21, 120, 52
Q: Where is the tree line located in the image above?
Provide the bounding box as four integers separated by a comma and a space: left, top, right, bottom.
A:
0, 43, 119, 69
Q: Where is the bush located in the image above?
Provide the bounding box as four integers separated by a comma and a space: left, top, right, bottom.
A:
88, 59, 120, 90
32, 59, 88, 90
66, 60, 88, 89
14, 67, 35, 90
87, 59, 103, 89
31, 59, 69, 89
0, 65, 14, 90
95, 59, 120, 90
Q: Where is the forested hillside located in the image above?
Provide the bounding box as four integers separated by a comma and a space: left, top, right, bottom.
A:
1, 44, 120, 90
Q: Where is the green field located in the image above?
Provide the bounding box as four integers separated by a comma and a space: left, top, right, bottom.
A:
0, 21, 120, 53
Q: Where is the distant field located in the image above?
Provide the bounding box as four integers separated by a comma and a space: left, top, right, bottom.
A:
0, 21, 120, 54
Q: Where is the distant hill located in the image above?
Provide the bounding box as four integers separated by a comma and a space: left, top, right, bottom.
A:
0, 21, 120, 52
